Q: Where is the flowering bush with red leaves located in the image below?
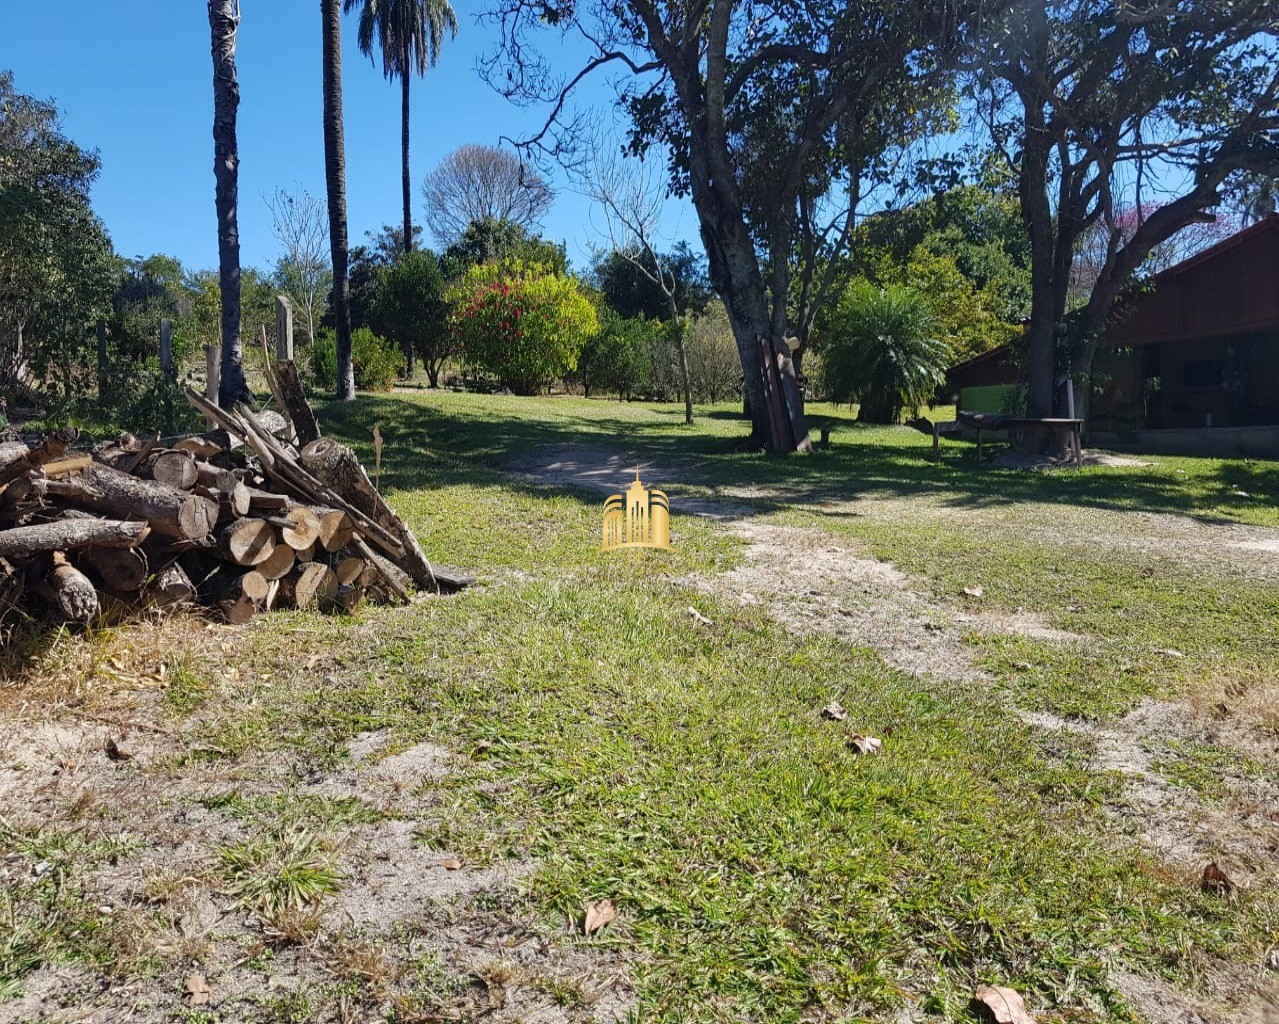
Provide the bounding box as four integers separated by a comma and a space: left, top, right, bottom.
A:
447, 262, 598, 394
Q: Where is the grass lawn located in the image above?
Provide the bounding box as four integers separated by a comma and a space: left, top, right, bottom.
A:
1, 391, 1277, 1023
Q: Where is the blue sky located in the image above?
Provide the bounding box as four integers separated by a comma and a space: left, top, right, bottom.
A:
4, 1, 695, 276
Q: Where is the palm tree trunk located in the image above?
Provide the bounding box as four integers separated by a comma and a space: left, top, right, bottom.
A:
401, 44, 413, 255
322, 0, 356, 400
209, 0, 249, 406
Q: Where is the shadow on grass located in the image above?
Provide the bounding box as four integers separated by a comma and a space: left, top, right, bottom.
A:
316, 393, 1279, 526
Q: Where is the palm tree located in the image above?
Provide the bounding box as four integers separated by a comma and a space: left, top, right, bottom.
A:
321, 0, 356, 399
208, 0, 250, 405
345, 0, 457, 255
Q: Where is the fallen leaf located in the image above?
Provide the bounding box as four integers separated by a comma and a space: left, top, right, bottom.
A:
1201, 861, 1234, 894
584, 898, 617, 935
970, 984, 1035, 1024
1155, 647, 1185, 659
1066, 603, 1084, 613
185, 972, 212, 1007
821, 701, 848, 721
687, 606, 713, 627
104, 738, 132, 762
442, 858, 463, 871
963, 585, 984, 599
848, 734, 882, 755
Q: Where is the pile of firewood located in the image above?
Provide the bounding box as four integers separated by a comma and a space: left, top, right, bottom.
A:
0, 386, 471, 630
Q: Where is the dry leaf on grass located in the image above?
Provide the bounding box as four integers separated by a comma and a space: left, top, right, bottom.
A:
971, 984, 1035, 1024
963, 585, 984, 599
584, 898, 617, 935
185, 972, 212, 1007
442, 858, 463, 871
848, 734, 882, 755
104, 738, 132, 762
687, 606, 713, 627
1201, 861, 1234, 894
1155, 647, 1185, 658
821, 701, 848, 721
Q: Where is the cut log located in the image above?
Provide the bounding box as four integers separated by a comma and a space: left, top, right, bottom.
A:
263, 578, 281, 611
210, 569, 270, 604
40, 455, 92, 478
258, 409, 290, 438
81, 545, 149, 593
299, 437, 438, 588
278, 507, 320, 551
333, 583, 364, 614
220, 593, 258, 625
0, 470, 46, 517
0, 517, 151, 559
43, 553, 99, 624
278, 561, 337, 610
43, 462, 218, 540
0, 427, 79, 489
316, 509, 353, 553
246, 488, 290, 513
334, 555, 364, 586
354, 540, 411, 603
150, 451, 198, 489
0, 442, 29, 470
194, 462, 242, 491
274, 359, 321, 447
255, 541, 296, 581
220, 517, 277, 566
144, 560, 195, 608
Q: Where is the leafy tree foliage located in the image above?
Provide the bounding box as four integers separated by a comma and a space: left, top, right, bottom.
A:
817, 282, 948, 424
975, 0, 1279, 422
485, 0, 988, 450
592, 243, 709, 323
369, 249, 449, 384
448, 262, 597, 394
440, 216, 567, 279
0, 71, 115, 395
576, 309, 658, 399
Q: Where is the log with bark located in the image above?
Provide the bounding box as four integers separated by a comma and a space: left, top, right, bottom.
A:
44, 462, 217, 540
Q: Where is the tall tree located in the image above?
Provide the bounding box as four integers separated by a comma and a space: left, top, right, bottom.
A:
209, 0, 250, 405
422, 145, 554, 247
485, 0, 988, 451
976, 0, 1279, 426
345, 0, 457, 255
322, 0, 356, 399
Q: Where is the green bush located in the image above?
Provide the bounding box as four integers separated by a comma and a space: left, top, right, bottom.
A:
817, 281, 948, 424
311, 327, 401, 392
576, 310, 657, 398
447, 262, 598, 395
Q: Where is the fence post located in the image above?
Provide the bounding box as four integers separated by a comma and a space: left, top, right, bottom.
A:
203, 343, 221, 425
275, 295, 294, 361
96, 320, 108, 404
160, 318, 174, 434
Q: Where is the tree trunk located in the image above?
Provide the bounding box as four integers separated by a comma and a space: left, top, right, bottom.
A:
210, 0, 250, 406
321, 0, 356, 401
401, 48, 413, 255
41, 554, 98, 625
274, 359, 322, 447
667, 298, 694, 425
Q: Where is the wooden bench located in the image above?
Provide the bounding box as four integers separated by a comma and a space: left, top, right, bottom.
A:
953, 412, 1083, 466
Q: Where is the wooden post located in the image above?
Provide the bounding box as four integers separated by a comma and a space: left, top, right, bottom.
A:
203, 343, 221, 424
160, 318, 174, 435
96, 320, 109, 404
160, 318, 173, 375
275, 296, 294, 361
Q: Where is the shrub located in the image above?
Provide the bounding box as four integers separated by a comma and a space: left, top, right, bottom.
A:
448, 262, 598, 395
684, 302, 742, 403
817, 281, 948, 424
576, 310, 657, 398
311, 327, 401, 392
